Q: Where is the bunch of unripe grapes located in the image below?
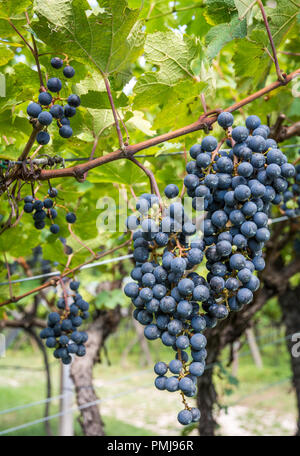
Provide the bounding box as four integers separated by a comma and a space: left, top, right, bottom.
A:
40, 280, 89, 364
280, 163, 300, 218
23, 186, 76, 234
26, 57, 80, 145
124, 112, 296, 426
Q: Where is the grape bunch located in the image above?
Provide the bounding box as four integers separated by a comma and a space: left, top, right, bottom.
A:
23, 187, 77, 234
124, 112, 296, 426
280, 163, 300, 218
185, 113, 295, 313
125, 188, 205, 426
26, 57, 80, 145
40, 280, 89, 364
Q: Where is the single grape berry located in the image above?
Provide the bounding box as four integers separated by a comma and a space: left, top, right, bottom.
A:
24, 203, 34, 213
164, 184, 179, 199
64, 104, 76, 117
36, 131, 50, 145
38, 92, 52, 106
217, 112, 234, 128
47, 77, 62, 92
67, 94, 81, 107
177, 409, 193, 425
51, 57, 63, 69
245, 115, 261, 130
66, 212, 76, 224
48, 188, 58, 198
38, 111, 53, 126
27, 102, 42, 118
63, 65, 75, 78
70, 281, 80, 291
43, 198, 54, 209
59, 125, 73, 138
50, 104, 64, 119
50, 224, 60, 234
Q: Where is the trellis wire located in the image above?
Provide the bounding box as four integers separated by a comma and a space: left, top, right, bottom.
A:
0, 331, 294, 417
0, 374, 292, 436
0, 212, 299, 288
0, 254, 134, 286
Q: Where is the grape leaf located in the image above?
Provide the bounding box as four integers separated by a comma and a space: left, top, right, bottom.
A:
204, 0, 237, 25
33, 0, 145, 82
79, 90, 128, 109
0, 46, 14, 66
232, 31, 270, 85
265, 0, 300, 47
0, 0, 32, 17
144, 31, 197, 83
234, 0, 256, 20
206, 15, 247, 59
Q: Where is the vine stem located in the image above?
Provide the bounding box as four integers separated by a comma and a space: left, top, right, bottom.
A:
83, 135, 99, 180
279, 51, 300, 57
129, 156, 162, 202
103, 76, 124, 150
200, 93, 207, 114
68, 224, 97, 258
0, 236, 132, 307
25, 12, 45, 90
257, 0, 285, 82
4, 253, 13, 300
4, 68, 300, 185
8, 19, 34, 53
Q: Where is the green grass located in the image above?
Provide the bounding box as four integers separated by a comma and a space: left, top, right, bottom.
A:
1, 415, 156, 437
0, 324, 297, 436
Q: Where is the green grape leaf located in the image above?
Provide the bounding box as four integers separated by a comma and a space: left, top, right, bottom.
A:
125, 110, 156, 136
0, 0, 32, 17
79, 90, 128, 110
33, 0, 145, 80
206, 15, 247, 59
90, 159, 145, 185
265, 0, 300, 47
42, 238, 65, 263
144, 31, 197, 83
234, 0, 256, 20
0, 46, 14, 66
204, 0, 237, 25
232, 30, 270, 84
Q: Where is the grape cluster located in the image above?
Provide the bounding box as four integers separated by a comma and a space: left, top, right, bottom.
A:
125, 189, 205, 426
23, 187, 76, 234
280, 163, 300, 218
124, 112, 296, 426
40, 280, 89, 363
185, 113, 295, 313
26, 57, 80, 145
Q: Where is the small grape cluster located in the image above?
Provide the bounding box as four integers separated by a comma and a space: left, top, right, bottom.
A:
26, 57, 80, 145
125, 188, 205, 426
280, 163, 300, 218
40, 280, 89, 364
185, 113, 295, 313
23, 187, 76, 234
